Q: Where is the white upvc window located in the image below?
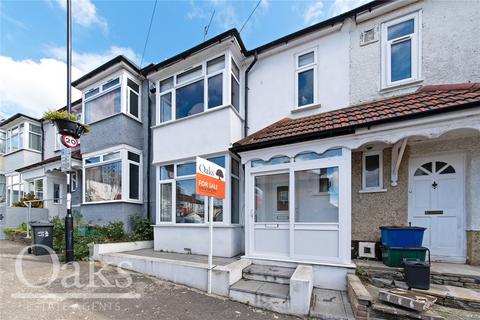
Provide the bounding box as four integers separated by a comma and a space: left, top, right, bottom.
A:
157, 153, 240, 225
0, 131, 5, 154
28, 178, 44, 200
82, 73, 141, 124
0, 174, 6, 204
381, 11, 421, 88
362, 150, 384, 191
83, 145, 142, 204
6, 174, 24, 206
157, 53, 238, 124
5, 122, 42, 154
295, 48, 317, 108
53, 183, 61, 204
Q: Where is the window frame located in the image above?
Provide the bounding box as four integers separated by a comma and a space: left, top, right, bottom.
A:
361, 150, 384, 192
156, 53, 231, 125
82, 145, 143, 204
0, 130, 6, 154
4, 121, 42, 154
53, 183, 61, 204
156, 153, 240, 225
82, 72, 142, 125
381, 11, 422, 89
294, 47, 318, 109
71, 171, 77, 192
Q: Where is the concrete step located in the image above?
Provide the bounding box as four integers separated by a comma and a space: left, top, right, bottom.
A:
242, 264, 295, 285
309, 288, 355, 320
229, 279, 290, 314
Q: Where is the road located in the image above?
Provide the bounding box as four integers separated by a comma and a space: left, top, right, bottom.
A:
0, 240, 297, 320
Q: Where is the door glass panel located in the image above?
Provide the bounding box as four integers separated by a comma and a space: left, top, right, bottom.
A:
435, 161, 447, 173
255, 174, 289, 223
439, 165, 455, 174
421, 162, 433, 173
414, 168, 428, 176
295, 167, 339, 223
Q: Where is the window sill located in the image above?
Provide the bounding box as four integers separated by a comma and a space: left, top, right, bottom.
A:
85, 111, 142, 127
151, 104, 242, 129
4, 148, 41, 156
81, 199, 143, 205
380, 79, 423, 93
291, 103, 321, 114
359, 188, 387, 194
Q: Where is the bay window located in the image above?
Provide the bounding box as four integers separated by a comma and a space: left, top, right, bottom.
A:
83, 146, 142, 203
158, 154, 241, 224
157, 54, 240, 124
83, 75, 141, 124
295, 49, 317, 107
381, 11, 421, 88
5, 122, 41, 153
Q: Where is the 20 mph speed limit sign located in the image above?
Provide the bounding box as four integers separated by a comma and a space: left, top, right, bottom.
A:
61, 134, 79, 148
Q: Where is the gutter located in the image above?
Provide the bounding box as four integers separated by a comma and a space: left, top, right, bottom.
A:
231, 100, 480, 153
243, 51, 258, 137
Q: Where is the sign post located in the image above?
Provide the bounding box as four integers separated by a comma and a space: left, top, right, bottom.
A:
196, 157, 226, 294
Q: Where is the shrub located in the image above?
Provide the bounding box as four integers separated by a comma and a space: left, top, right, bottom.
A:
12, 193, 43, 208
129, 215, 153, 241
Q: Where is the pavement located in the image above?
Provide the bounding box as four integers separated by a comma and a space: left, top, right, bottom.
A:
0, 240, 297, 320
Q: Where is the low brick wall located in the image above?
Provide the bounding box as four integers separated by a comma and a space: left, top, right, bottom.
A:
346, 274, 372, 320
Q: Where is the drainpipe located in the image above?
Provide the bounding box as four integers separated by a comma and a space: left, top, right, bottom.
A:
40, 119, 45, 161
146, 80, 152, 222
244, 51, 258, 137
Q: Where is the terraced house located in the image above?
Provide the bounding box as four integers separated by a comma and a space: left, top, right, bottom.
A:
2, 0, 480, 316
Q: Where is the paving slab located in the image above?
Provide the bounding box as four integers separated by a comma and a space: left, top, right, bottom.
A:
430, 263, 480, 278
310, 288, 354, 320
124, 248, 238, 266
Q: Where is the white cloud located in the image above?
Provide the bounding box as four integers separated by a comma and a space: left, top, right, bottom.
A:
0, 56, 82, 118
304, 1, 324, 25
0, 45, 140, 118
46, 45, 140, 74
187, 0, 240, 30
330, 0, 370, 16
54, 0, 108, 33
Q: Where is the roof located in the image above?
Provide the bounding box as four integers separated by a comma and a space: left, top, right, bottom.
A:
72, 55, 141, 87
142, 0, 385, 76
0, 113, 41, 128
232, 83, 480, 152
16, 151, 82, 173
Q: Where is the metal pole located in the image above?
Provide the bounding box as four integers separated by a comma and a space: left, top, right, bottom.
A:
65, 0, 74, 263
26, 202, 31, 239
207, 196, 213, 294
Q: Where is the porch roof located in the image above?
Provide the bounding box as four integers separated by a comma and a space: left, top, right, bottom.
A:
15, 150, 82, 173
232, 83, 480, 152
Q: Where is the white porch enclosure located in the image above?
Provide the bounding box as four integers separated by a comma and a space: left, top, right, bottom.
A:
243, 147, 352, 266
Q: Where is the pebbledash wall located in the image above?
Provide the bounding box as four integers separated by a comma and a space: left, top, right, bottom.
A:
349, 0, 480, 105
351, 136, 480, 264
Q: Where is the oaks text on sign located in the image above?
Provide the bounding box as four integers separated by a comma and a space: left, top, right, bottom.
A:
195, 157, 226, 200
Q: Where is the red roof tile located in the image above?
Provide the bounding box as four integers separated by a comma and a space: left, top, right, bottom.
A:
233, 83, 480, 151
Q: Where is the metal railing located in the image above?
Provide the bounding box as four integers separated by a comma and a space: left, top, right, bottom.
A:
23, 198, 67, 239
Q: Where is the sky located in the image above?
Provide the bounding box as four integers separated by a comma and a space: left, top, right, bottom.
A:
0, 0, 369, 119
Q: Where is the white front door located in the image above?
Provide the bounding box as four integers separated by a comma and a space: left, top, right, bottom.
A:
408, 154, 465, 262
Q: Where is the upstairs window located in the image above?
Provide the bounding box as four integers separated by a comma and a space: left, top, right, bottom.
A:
127, 79, 140, 119
84, 77, 121, 124
0, 131, 5, 154
5, 124, 24, 153
158, 55, 234, 124
231, 58, 240, 112
295, 49, 317, 107
29, 124, 42, 151
382, 12, 421, 88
